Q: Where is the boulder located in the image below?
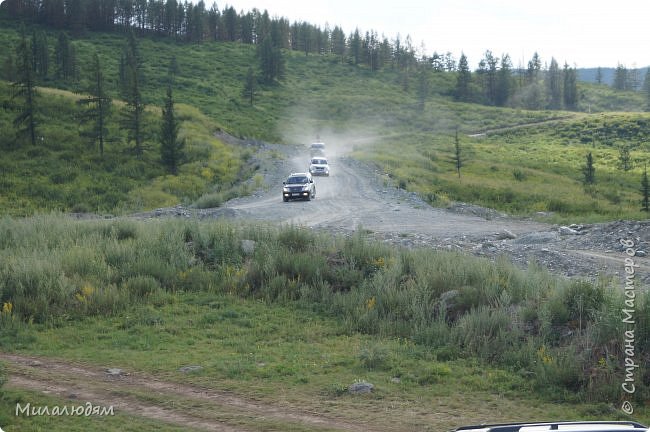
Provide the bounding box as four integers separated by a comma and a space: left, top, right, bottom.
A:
348, 381, 374, 394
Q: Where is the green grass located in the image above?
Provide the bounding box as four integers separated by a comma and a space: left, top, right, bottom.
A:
2, 291, 647, 431
0, 81, 250, 216
0, 215, 647, 429
0, 388, 195, 432
351, 113, 650, 222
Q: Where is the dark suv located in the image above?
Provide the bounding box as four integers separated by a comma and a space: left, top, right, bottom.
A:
282, 172, 316, 202
453, 421, 649, 432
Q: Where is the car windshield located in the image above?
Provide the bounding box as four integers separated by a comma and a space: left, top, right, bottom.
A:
311, 159, 327, 165
287, 176, 308, 184
310, 143, 324, 149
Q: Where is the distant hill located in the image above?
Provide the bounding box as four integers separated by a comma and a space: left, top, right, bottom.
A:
578, 67, 649, 88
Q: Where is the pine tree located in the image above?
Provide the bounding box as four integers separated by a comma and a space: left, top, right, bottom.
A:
613, 63, 628, 91
481, 50, 498, 105
641, 164, 649, 212
453, 128, 462, 178
54, 31, 76, 80
12, 25, 39, 146
547, 58, 562, 109
618, 145, 632, 171
495, 54, 512, 106
78, 53, 111, 156
563, 63, 578, 109
583, 152, 595, 184
160, 85, 184, 175
595, 67, 603, 85
454, 53, 471, 102
120, 31, 145, 156
525, 52, 541, 84
349, 29, 361, 65
258, 36, 284, 84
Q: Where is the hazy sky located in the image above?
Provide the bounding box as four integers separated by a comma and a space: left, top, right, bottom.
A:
222, 0, 650, 69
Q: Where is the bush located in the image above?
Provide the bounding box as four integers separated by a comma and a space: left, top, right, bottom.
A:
123, 275, 162, 299
194, 192, 223, 209
512, 168, 527, 181
359, 343, 391, 371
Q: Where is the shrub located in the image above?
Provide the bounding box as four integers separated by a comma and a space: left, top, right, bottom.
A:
194, 192, 223, 209
359, 343, 391, 371
512, 168, 527, 181
123, 275, 162, 299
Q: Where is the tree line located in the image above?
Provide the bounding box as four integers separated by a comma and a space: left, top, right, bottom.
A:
449, 51, 579, 110
3, 0, 650, 113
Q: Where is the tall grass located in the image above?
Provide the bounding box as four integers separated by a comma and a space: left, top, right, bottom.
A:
0, 215, 647, 404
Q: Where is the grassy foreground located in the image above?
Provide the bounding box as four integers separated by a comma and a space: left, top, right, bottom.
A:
0, 215, 648, 430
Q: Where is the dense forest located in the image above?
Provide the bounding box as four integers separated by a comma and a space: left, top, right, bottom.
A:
3, 0, 650, 112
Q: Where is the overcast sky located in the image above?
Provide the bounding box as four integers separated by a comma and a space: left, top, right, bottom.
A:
222, 0, 650, 69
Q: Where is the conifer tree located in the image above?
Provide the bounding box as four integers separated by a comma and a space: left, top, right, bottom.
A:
54, 32, 76, 81
258, 36, 284, 84
547, 58, 562, 109
454, 53, 471, 102
78, 53, 111, 156
160, 85, 184, 174
453, 128, 463, 178
13, 25, 39, 146
583, 152, 595, 184
563, 63, 577, 109
618, 145, 632, 171
613, 63, 628, 90
495, 54, 512, 106
120, 31, 145, 156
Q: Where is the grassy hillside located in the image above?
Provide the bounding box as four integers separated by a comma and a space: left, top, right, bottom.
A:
351, 113, 650, 223
0, 215, 647, 430
2, 20, 649, 219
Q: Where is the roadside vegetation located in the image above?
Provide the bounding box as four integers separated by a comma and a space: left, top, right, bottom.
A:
352, 113, 650, 223
0, 215, 647, 430
0, 80, 254, 216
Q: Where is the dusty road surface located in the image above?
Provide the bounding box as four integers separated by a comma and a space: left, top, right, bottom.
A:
225, 152, 547, 236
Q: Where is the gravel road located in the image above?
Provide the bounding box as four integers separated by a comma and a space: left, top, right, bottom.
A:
141, 133, 650, 287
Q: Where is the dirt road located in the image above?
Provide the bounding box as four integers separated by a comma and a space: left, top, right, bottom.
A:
1, 353, 374, 432
225, 151, 546, 236
223, 144, 649, 285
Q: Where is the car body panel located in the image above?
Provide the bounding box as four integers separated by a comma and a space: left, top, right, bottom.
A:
309, 142, 326, 156
453, 421, 649, 432
309, 157, 330, 176
282, 172, 316, 202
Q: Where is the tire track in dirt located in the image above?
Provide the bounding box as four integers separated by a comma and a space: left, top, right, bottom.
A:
1, 353, 377, 432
